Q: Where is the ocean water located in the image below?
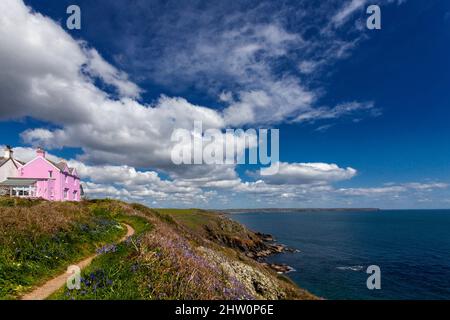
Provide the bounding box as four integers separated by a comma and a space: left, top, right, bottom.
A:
230, 210, 450, 300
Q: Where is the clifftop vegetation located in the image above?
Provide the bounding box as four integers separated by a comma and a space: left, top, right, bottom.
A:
0, 197, 316, 300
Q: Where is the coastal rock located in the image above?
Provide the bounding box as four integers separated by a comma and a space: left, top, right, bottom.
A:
255, 232, 274, 242
202, 215, 299, 275
198, 246, 286, 300
269, 244, 286, 253
268, 263, 295, 274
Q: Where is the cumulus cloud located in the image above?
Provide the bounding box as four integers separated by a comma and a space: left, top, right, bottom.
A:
19, 95, 226, 169
0, 0, 140, 123
223, 78, 316, 126
250, 162, 357, 185
7, 145, 65, 164
111, 0, 386, 126
83, 48, 142, 99
0, 0, 263, 173
7, 146, 449, 209
2, 0, 436, 209
7, 146, 239, 205
0, 0, 384, 170
0, 1, 226, 169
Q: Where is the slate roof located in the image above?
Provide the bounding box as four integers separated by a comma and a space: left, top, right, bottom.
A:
0, 157, 24, 168
0, 157, 7, 167
47, 160, 77, 176
1, 152, 77, 176
0, 178, 45, 187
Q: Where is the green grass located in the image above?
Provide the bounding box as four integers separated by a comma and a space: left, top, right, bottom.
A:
154, 208, 217, 233
50, 209, 242, 300
116, 214, 152, 235
49, 215, 152, 300
0, 200, 129, 299
50, 238, 145, 300
0, 196, 44, 208
0, 219, 125, 299
63, 243, 143, 299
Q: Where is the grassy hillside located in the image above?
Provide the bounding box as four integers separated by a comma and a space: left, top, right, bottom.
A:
0, 197, 142, 299
0, 198, 316, 300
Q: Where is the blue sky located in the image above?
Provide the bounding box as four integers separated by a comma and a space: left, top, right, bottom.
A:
1, 0, 449, 208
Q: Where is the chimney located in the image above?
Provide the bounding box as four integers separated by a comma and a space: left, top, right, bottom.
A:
4, 145, 13, 159
36, 147, 46, 158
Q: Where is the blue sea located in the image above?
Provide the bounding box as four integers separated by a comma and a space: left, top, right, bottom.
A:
230, 210, 450, 300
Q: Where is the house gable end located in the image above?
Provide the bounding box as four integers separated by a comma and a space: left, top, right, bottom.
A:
20, 156, 62, 174
70, 168, 79, 178
61, 163, 70, 174
0, 158, 20, 182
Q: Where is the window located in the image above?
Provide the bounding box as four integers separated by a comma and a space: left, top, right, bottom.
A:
73, 190, 78, 200
49, 170, 53, 178
65, 174, 68, 183
64, 188, 68, 199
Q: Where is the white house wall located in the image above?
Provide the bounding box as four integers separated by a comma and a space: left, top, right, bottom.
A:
0, 159, 19, 182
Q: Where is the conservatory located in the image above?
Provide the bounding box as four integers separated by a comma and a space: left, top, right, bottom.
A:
0, 178, 42, 198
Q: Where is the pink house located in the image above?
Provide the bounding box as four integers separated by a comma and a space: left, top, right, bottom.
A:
0, 147, 82, 201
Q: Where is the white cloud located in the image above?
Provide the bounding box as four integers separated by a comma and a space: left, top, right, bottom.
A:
223, 77, 317, 126
1, 0, 434, 209
0, 0, 381, 169
115, 3, 377, 126
9, 145, 64, 163
332, 0, 367, 27
338, 182, 448, 197
298, 60, 322, 74
9, 146, 449, 209
251, 162, 357, 185
294, 101, 378, 123
337, 185, 406, 197
83, 48, 142, 99
403, 182, 448, 191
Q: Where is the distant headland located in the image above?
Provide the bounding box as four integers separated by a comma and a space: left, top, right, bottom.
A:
216, 208, 381, 214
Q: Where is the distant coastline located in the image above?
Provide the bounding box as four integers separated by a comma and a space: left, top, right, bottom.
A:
216, 208, 381, 214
